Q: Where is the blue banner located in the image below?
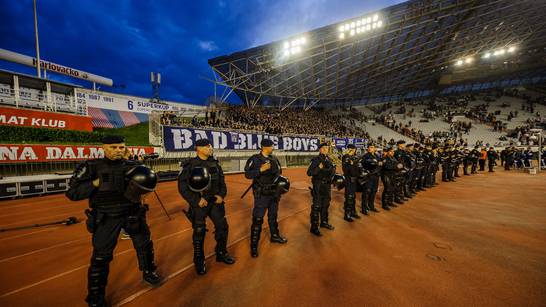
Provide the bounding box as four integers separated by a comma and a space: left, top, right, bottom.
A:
333, 138, 368, 149
163, 126, 321, 152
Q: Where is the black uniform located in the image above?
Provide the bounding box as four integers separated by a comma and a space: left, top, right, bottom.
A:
462, 149, 471, 175
245, 153, 287, 257
380, 154, 398, 210
66, 158, 159, 306
342, 153, 361, 221
470, 147, 481, 174
307, 153, 336, 234
178, 156, 233, 274
394, 148, 408, 202
487, 149, 499, 172
361, 151, 381, 213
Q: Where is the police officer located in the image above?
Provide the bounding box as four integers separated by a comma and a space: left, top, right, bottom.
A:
342, 144, 361, 222
470, 145, 481, 174
245, 139, 288, 258
66, 135, 161, 307
178, 138, 235, 275
307, 143, 336, 236
394, 140, 408, 203
381, 145, 400, 210
361, 143, 382, 214
487, 147, 499, 172
462, 148, 471, 175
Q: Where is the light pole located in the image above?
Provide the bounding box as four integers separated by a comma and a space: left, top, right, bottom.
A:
33, 0, 41, 78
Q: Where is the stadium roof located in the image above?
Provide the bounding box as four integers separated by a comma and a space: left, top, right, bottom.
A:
208, 0, 546, 109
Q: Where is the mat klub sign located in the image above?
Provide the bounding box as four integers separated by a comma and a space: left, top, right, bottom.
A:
0, 144, 154, 163
0, 107, 93, 131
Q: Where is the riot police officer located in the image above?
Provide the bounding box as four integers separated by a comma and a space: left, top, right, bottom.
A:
342, 144, 361, 222
66, 135, 161, 307
178, 138, 235, 275
361, 143, 382, 214
394, 140, 408, 203
381, 145, 400, 210
245, 139, 288, 258
307, 143, 336, 236
470, 146, 481, 174
487, 147, 499, 172
462, 148, 471, 175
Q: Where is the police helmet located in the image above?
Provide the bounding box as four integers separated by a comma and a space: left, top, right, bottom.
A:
124, 165, 158, 203
188, 166, 211, 192
331, 174, 345, 190
274, 175, 290, 194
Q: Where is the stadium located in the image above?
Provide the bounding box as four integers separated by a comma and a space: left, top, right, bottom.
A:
0, 0, 545, 306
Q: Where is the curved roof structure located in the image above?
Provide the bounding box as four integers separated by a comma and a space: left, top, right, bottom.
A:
209, 0, 546, 108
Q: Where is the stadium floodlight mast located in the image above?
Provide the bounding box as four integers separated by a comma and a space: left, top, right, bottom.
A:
338, 13, 383, 40
281, 36, 307, 59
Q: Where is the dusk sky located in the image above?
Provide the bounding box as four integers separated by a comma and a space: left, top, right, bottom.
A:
1, 0, 404, 105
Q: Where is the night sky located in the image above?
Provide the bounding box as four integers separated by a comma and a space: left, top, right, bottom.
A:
1, 0, 403, 105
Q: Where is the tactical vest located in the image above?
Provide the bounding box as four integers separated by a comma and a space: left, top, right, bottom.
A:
251, 154, 281, 189
89, 158, 137, 214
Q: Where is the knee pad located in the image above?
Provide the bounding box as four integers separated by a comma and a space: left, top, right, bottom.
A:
252, 217, 264, 225
193, 225, 206, 238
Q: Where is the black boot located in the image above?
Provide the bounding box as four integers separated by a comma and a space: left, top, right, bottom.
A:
344, 210, 354, 222
215, 238, 236, 265
320, 221, 335, 230
351, 207, 361, 219
192, 227, 206, 275
137, 242, 162, 287
310, 206, 322, 236
368, 192, 379, 212
270, 221, 288, 244
250, 217, 262, 258
86, 255, 111, 307
216, 250, 236, 264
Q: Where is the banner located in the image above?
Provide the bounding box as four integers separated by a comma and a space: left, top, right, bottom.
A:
76, 88, 204, 114
0, 48, 113, 86
0, 106, 93, 131
163, 126, 320, 152
333, 138, 368, 149
0, 144, 154, 163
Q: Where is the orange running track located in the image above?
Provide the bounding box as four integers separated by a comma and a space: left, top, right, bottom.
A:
0, 167, 545, 307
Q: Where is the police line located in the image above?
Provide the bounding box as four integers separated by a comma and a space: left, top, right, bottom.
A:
163, 126, 321, 152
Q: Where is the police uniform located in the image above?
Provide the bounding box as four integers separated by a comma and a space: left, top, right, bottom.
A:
380, 146, 399, 210
66, 135, 160, 307
470, 146, 481, 174
244, 139, 288, 258
394, 140, 408, 203
307, 143, 336, 236
360, 146, 381, 214
342, 144, 361, 221
487, 147, 499, 172
177, 138, 234, 275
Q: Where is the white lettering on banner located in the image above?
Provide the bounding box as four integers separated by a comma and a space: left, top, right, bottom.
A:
0, 145, 151, 162
46, 147, 62, 160
171, 129, 193, 150
89, 147, 103, 159
20, 147, 38, 161
194, 130, 208, 143
234, 133, 246, 150
0, 115, 28, 125
247, 134, 258, 150
309, 139, 319, 151
77, 88, 203, 115
283, 137, 292, 151
0, 146, 19, 161
211, 131, 227, 149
